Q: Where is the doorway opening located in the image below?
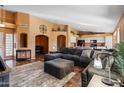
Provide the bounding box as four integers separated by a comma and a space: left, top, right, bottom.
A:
35, 35, 49, 56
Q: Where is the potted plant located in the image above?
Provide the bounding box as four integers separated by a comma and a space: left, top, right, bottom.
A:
116, 42, 124, 86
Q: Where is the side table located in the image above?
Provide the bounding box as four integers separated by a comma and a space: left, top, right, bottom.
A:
88, 74, 120, 87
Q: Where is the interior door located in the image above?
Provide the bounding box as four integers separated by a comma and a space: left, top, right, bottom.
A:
57, 35, 66, 50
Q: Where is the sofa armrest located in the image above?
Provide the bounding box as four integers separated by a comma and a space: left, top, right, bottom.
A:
80, 56, 92, 68
81, 64, 94, 87
81, 66, 89, 87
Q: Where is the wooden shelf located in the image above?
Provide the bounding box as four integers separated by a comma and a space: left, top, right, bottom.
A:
52, 30, 66, 32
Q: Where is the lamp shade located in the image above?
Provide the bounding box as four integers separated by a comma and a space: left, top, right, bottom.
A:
70, 36, 76, 43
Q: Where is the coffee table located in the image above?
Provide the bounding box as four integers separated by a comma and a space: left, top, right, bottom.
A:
88, 74, 120, 87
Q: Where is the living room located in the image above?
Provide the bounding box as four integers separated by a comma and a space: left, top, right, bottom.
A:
0, 5, 124, 89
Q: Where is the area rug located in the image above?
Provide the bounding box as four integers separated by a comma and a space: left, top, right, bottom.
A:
10, 61, 76, 87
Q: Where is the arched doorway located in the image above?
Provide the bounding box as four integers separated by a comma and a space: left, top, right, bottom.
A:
35, 35, 49, 55
57, 35, 66, 50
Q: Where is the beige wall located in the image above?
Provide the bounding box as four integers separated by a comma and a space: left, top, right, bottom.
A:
50, 31, 67, 51
10, 11, 79, 59
15, 12, 29, 49
0, 9, 79, 59
28, 15, 68, 59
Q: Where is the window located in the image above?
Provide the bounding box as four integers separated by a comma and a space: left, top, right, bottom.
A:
6, 33, 13, 56
20, 33, 28, 48
0, 32, 3, 57
117, 27, 120, 43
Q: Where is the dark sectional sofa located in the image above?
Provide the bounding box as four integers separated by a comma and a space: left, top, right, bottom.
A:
44, 48, 121, 87
44, 48, 92, 68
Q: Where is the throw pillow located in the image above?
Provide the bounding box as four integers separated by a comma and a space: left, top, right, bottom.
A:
93, 54, 102, 69
92, 50, 103, 58
81, 49, 92, 58
93, 53, 108, 69
68, 48, 76, 55
74, 49, 83, 56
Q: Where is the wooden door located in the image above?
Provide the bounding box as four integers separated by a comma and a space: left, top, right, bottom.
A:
57, 35, 66, 50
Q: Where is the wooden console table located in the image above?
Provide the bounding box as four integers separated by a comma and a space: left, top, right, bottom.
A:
16, 49, 31, 61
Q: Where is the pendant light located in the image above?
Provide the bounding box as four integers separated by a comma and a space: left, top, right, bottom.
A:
0, 5, 5, 27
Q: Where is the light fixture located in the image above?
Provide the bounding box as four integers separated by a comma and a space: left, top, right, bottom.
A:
0, 5, 5, 28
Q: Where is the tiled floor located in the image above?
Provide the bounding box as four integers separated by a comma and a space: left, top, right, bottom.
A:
5, 55, 82, 87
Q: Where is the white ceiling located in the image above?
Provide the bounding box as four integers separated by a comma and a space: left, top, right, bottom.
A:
4, 5, 124, 33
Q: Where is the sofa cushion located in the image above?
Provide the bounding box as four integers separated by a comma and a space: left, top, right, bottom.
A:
70, 55, 80, 64
61, 54, 72, 60
68, 48, 76, 55
80, 56, 92, 67
74, 49, 83, 56
59, 48, 68, 54
81, 49, 92, 58
61, 54, 80, 62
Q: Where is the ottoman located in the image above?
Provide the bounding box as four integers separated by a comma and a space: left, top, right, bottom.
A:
44, 58, 74, 79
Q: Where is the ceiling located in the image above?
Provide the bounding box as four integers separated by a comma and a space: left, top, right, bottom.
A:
4, 5, 124, 33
